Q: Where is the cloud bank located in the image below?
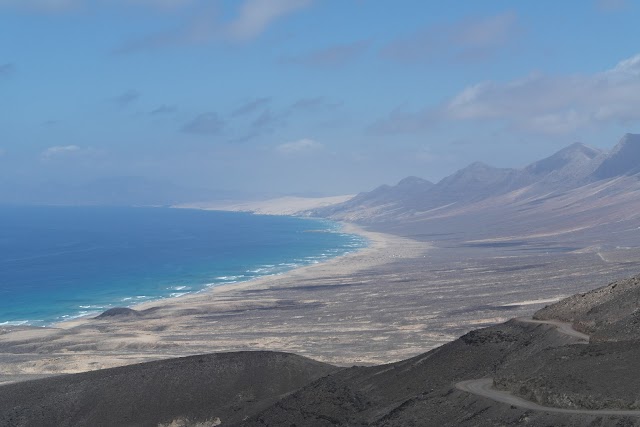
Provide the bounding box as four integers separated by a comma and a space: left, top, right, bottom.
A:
372, 53, 640, 135
444, 53, 640, 133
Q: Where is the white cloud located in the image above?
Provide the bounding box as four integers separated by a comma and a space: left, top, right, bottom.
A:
276, 138, 324, 155
41, 145, 81, 158
0, 148, 5, 157
226, 0, 312, 41
373, 53, 640, 135
443, 53, 640, 134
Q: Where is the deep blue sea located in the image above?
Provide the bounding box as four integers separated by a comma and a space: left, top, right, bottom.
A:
0, 206, 366, 326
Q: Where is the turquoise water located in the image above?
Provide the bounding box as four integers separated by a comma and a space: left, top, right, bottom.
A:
0, 206, 367, 326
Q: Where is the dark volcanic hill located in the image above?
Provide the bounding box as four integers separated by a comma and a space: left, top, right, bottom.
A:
0, 352, 337, 427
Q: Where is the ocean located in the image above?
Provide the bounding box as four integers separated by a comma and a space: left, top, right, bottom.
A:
0, 206, 367, 326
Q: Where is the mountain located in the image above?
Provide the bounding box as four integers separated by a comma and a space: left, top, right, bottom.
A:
424, 161, 519, 203
309, 134, 640, 241
525, 142, 603, 186
315, 176, 434, 221
592, 133, 640, 179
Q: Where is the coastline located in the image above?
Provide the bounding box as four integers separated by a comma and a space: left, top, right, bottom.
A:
3, 213, 637, 385
0, 221, 431, 384
54, 221, 399, 329
137, 222, 394, 308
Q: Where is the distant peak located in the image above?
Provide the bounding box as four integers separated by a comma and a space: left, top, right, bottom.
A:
565, 142, 588, 151
556, 142, 601, 159
615, 133, 640, 149
463, 161, 495, 171
609, 133, 640, 156
525, 142, 601, 177
396, 176, 432, 187
438, 161, 512, 185
592, 133, 640, 180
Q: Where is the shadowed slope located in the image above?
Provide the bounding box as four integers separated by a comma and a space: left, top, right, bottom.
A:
593, 133, 640, 179
0, 351, 338, 427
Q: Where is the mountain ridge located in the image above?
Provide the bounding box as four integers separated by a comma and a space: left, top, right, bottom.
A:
309, 134, 640, 241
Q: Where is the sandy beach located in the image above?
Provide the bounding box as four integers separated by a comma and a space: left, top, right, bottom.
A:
0, 223, 427, 384
2, 219, 640, 386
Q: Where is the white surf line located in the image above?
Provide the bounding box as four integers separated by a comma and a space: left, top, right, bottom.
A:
453, 317, 640, 415
456, 378, 640, 416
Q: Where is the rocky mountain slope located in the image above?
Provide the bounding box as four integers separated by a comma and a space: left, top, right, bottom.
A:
593, 133, 640, 180
535, 274, 640, 342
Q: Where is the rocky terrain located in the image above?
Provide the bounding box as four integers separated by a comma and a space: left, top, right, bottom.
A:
492, 274, 640, 416
495, 340, 640, 412
535, 274, 640, 342
4, 274, 640, 426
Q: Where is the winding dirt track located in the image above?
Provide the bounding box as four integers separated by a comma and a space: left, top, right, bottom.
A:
515, 317, 590, 342
456, 318, 640, 416
456, 378, 640, 416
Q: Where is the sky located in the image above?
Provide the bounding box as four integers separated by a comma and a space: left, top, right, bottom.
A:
1, 0, 640, 201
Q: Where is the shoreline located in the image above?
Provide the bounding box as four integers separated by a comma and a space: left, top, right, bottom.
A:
54, 221, 401, 330
136, 222, 387, 309
1, 209, 364, 330
4, 212, 637, 383
0, 221, 432, 384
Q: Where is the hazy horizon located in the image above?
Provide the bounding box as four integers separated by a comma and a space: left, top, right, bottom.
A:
2, 0, 640, 204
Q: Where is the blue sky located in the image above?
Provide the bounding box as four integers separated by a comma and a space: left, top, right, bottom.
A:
1, 0, 640, 200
